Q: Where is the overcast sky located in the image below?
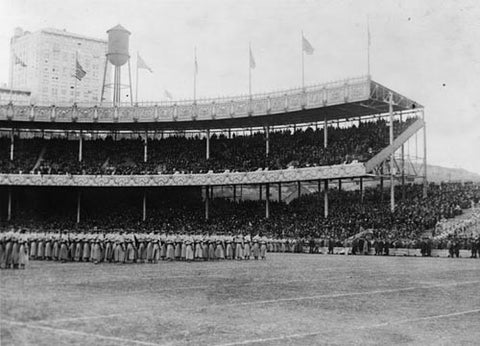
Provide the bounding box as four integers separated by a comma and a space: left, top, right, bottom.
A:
0, 0, 479, 174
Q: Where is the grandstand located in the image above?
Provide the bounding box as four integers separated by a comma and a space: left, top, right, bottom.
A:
0, 76, 428, 230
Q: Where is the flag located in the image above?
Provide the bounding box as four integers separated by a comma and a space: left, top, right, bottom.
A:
367, 20, 371, 47
14, 54, 27, 67
302, 35, 314, 55
164, 90, 173, 100
138, 53, 153, 73
249, 47, 256, 69
194, 53, 198, 75
74, 59, 86, 81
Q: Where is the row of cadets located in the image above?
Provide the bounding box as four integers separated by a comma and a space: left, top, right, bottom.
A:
9, 229, 271, 264
0, 229, 29, 269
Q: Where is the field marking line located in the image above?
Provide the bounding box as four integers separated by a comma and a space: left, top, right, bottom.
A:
33, 310, 152, 324
219, 280, 480, 307
215, 308, 480, 346
32, 280, 480, 325
360, 308, 480, 329
0, 319, 161, 346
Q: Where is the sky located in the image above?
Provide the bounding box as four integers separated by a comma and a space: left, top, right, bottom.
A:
0, 0, 479, 174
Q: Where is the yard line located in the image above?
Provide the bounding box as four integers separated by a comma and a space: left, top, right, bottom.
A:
34, 310, 152, 323
219, 280, 480, 307
32, 280, 480, 324
215, 308, 480, 346
360, 308, 480, 329
0, 319, 161, 346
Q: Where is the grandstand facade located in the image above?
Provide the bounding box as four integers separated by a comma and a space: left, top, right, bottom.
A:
0, 76, 426, 235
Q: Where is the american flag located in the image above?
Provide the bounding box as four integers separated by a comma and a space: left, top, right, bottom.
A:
194, 47, 198, 75
74, 60, 87, 81
164, 90, 173, 100
249, 47, 256, 69
302, 35, 314, 55
14, 54, 27, 67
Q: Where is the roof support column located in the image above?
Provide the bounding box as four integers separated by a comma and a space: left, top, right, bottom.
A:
144, 131, 148, 163
400, 114, 405, 201
265, 183, 270, 219
78, 130, 83, 162
297, 181, 301, 199
324, 180, 329, 218
76, 190, 81, 224
278, 182, 282, 202
265, 126, 270, 157
205, 186, 209, 220
7, 188, 12, 221
142, 190, 147, 222
10, 129, 14, 161
324, 117, 328, 148
360, 177, 364, 204
422, 109, 428, 198
233, 185, 236, 202
389, 92, 395, 212
206, 129, 210, 160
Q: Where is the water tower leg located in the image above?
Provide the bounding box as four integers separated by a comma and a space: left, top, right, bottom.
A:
128, 58, 134, 106
100, 58, 108, 105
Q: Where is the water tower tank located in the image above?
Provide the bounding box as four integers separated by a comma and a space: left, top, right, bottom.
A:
106, 24, 131, 67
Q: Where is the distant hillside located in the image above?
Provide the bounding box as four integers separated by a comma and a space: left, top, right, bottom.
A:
425, 164, 480, 183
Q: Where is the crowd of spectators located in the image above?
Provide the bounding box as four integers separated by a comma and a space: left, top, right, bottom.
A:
0, 117, 417, 175
2, 182, 478, 248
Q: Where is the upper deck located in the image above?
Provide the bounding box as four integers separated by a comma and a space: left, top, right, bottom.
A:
0, 76, 421, 131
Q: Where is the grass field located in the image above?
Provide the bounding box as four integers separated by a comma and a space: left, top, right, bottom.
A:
1, 254, 479, 345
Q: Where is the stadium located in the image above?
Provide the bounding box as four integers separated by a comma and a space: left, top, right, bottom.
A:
1, 8, 480, 346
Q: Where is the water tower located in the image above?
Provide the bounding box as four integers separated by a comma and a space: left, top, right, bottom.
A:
100, 24, 133, 106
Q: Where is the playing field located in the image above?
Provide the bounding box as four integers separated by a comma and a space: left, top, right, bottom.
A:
1, 254, 479, 345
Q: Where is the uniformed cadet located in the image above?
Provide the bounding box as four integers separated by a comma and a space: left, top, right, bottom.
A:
252, 233, 260, 260
235, 232, 244, 260
244, 233, 251, 260
260, 234, 268, 260
185, 232, 194, 261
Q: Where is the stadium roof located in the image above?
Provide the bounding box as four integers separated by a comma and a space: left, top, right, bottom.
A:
0, 77, 422, 131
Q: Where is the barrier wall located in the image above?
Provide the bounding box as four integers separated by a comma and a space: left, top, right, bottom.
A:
0, 77, 370, 123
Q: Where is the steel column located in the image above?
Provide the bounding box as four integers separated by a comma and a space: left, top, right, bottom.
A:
205, 186, 209, 220
76, 191, 81, 224
7, 188, 12, 221
10, 129, 14, 161
144, 131, 148, 163
142, 190, 147, 221
324, 117, 328, 148
78, 131, 83, 162
389, 92, 395, 212
206, 129, 210, 160
265, 184, 270, 219
324, 180, 329, 218
265, 126, 270, 157
422, 109, 428, 198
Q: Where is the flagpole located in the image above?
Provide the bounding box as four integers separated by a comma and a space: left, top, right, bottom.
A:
249, 42, 252, 99
367, 16, 371, 77
194, 46, 197, 102
136, 51, 139, 104
74, 51, 78, 104
301, 31, 305, 91
9, 50, 14, 102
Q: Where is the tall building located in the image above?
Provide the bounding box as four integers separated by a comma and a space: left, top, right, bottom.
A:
9, 27, 111, 105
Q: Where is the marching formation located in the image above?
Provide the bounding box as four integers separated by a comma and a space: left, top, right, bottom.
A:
0, 229, 270, 268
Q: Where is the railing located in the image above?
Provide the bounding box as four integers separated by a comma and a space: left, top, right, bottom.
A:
0, 163, 367, 187
0, 76, 371, 123
365, 118, 425, 173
